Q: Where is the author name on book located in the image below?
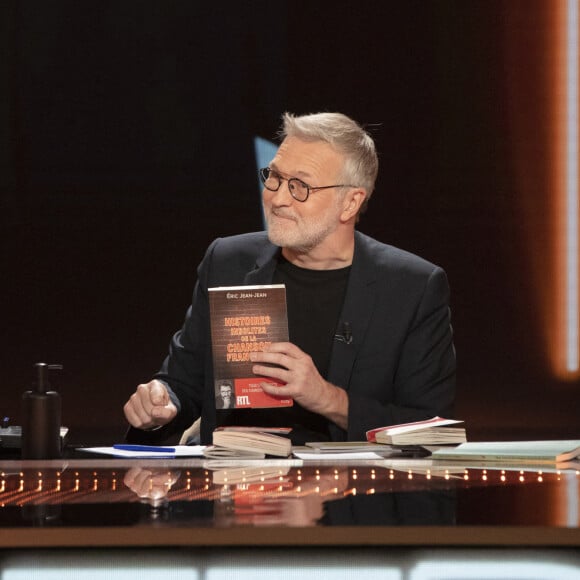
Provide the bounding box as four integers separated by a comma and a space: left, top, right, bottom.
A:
226, 291, 268, 299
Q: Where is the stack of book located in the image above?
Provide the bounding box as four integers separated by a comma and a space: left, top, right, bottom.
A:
366, 417, 467, 446
204, 426, 292, 459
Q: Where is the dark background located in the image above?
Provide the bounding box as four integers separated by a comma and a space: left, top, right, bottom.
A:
1, 1, 578, 445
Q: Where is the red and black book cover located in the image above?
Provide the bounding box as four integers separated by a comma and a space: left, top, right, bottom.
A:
209, 284, 293, 409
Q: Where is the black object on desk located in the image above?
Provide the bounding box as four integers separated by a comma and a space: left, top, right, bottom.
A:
21, 362, 63, 459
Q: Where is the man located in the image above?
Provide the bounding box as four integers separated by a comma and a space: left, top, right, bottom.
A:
123, 112, 456, 445
215, 381, 233, 410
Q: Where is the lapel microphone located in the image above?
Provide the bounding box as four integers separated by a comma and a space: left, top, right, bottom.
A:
334, 321, 353, 345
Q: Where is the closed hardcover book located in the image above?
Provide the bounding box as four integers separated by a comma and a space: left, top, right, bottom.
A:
209, 284, 293, 409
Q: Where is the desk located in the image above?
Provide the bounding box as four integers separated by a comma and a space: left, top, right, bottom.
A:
1, 457, 579, 578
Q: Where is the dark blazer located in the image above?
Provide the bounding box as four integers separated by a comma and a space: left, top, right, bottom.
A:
129, 230, 456, 445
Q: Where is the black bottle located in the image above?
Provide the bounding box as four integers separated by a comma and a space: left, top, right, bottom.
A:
21, 363, 63, 459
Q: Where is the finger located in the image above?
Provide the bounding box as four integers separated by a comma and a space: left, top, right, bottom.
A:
124, 391, 176, 429
123, 467, 142, 488
148, 380, 170, 406
135, 383, 156, 416
126, 468, 152, 490
263, 342, 301, 356
150, 401, 178, 423
260, 380, 293, 398
250, 350, 290, 368
123, 395, 153, 428
131, 469, 156, 497
149, 471, 175, 486
126, 381, 167, 422
252, 364, 289, 384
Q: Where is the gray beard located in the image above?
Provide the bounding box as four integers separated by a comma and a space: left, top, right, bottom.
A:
265, 214, 339, 254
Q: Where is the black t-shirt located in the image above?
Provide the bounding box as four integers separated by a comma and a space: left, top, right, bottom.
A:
217, 256, 351, 444
274, 256, 351, 378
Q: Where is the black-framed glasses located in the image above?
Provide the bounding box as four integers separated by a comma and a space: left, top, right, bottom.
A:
259, 167, 355, 202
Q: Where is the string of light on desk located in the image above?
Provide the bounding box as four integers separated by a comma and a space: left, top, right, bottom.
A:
0, 467, 578, 508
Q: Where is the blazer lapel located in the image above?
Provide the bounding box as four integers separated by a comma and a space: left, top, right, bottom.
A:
243, 243, 280, 285
239, 234, 377, 393
326, 231, 378, 391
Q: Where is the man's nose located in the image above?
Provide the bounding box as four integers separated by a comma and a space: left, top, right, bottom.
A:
268, 181, 293, 204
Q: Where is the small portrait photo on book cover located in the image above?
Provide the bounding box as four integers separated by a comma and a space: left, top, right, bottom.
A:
214, 379, 235, 409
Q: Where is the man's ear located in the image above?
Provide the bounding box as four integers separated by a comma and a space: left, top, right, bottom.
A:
341, 189, 367, 222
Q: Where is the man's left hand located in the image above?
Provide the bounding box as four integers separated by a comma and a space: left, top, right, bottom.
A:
250, 342, 348, 429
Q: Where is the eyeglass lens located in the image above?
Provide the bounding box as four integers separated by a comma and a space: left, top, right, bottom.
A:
261, 168, 309, 201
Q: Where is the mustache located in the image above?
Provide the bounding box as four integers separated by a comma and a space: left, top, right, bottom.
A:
270, 208, 297, 221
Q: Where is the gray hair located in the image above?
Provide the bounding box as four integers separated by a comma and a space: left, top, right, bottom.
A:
280, 112, 379, 214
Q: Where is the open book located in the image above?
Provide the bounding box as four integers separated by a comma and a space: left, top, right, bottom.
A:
366, 417, 466, 446
204, 426, 292, 458
430, 440, 580, 467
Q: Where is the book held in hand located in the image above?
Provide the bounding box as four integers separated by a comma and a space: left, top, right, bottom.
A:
366, 417, 466, 446
206, 426, 293, 458
209, 284, 293, 409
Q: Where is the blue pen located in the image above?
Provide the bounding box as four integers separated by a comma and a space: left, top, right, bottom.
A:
113, 444, 176, 453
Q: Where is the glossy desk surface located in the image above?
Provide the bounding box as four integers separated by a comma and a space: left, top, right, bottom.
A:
0, 456, 579, 548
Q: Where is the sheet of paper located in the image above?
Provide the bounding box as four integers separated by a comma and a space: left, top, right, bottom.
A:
80, 445, 206, 458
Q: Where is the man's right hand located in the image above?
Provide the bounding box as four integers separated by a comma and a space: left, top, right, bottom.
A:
123, 379, 178, 430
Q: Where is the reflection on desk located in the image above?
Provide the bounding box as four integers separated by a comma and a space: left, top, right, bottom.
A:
1, 459, 580, 580
0, 460, 578, 536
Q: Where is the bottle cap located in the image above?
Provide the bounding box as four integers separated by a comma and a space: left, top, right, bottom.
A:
34, 362, 63, 394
